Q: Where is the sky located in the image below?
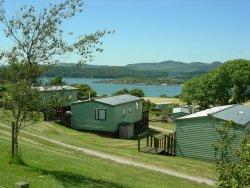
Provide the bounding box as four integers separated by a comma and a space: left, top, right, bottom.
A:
1, 0, 250, 66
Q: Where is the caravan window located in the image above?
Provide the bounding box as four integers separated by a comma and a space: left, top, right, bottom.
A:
95, 109, 106, 120
129, 105, 132, 113
123, 107, 126, 117
135, 102, 139, 110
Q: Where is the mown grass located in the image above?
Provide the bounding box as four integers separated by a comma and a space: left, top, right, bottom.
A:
149, 121, 176, 132
0, 133, 212, 188
0, 120, 215, 181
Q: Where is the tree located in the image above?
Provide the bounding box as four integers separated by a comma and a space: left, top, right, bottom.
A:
142, 99, 156, 110
213, 121, 250, 188
112, 88, 130, 96
47, 76, 66, 86
1, 75, 42, 158
112, 88, 145, 97
71, 84, 97, 100
0, 0, 110, 158
180, 59, 250, 109
160, 94, 168, 98
180, 77, 200, 106
221, 59, 250, 104
129, 88, 145, 97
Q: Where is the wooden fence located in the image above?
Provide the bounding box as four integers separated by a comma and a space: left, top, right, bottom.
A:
138, 132, 176, 155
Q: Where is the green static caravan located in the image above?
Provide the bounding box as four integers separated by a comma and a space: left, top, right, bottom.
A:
37, 86, 79, 106
71, 95, 143, 134
173, 107, 190, 122
176, 105, 250, 161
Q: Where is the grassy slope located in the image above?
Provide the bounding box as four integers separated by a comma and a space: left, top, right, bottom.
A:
0, 121, 215, 181
150, 122, 176, 132
0, 132, 212, 188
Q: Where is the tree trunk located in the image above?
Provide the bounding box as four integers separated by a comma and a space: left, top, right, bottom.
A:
11, 122, 19, 157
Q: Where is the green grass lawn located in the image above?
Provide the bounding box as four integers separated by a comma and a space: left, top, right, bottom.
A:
0, 132, 212, 188
149, 121, 176, 132
0, 121, 215, 181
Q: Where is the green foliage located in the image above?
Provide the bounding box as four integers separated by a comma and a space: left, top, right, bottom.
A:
71, 84, 97, 100
112, 88, 145, 97
142, 100, 156, 110
112, 88, 130, 96
181, 59, 250, 109
130, 88, 145, 97
213, 121, 250, 188
160, 94, 168, 98
47, 76, 66, 86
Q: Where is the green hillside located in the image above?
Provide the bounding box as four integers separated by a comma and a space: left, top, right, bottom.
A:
43, 61, 222, 79
126, 61, 222, 75
0, 122, 214, 188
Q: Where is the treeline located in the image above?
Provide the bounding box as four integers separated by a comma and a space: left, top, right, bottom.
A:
96, 77, 183, 85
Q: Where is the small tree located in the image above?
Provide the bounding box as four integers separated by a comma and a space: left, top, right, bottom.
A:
112, 88, 130, 96
2, 80, 41, 158
47, 76, 66, 86
213, 121, 250, 188
129, 88, 145, 97
71, 83, 97, 100
0, 0, 111, 158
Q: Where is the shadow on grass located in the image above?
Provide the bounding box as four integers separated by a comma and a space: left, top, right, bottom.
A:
22, 162, 126, 188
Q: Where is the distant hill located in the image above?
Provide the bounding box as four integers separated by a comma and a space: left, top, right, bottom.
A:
126, 60, 222, 76
43, 60, 222, 80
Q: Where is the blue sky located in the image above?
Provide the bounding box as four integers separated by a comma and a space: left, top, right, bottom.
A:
1, 0, 250, 65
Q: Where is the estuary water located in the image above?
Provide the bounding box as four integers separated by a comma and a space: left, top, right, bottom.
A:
60, 77, 182, 97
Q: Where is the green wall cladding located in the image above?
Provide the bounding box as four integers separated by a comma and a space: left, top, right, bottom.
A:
176, 117, 245, 161
71, 100, 142, 132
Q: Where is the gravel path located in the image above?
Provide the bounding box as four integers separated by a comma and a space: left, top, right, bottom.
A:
0, 125, 215, 186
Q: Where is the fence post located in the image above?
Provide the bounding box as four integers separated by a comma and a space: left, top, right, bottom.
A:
164, 135, 167, 152
173, 133, 176, 155
154, 138, 159, 149
146, 133, 149, 147
167, 135, 170, 155
138, 136, 140, 151
150, 135, 153, 147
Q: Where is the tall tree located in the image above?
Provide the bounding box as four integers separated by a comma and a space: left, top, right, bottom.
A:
0, 0, 111, 158
180, 59, 250, 109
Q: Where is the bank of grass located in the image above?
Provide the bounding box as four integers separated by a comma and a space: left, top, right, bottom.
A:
149, 121, 176, 132
0, 133, 212, 188
0, 121, 215, 181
